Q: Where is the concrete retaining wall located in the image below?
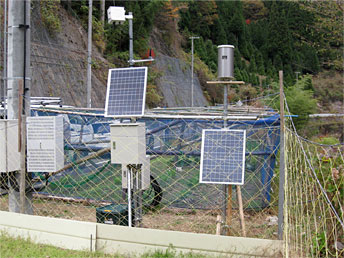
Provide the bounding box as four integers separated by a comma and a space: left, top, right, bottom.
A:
0, 211, 282, 257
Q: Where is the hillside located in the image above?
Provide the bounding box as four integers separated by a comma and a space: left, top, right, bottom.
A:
0, 0, 342, 136
30, 2, 112, 108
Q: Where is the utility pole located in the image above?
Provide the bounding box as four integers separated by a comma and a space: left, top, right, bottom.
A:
190, 36, 199, 107
128, 12, 134, 67
100, 0, 105, 26
86, 0, 92, 108
7, 0, 32, 214
278, 70, 285, 240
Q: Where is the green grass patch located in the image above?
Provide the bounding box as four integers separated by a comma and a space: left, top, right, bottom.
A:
0, 233, 213, 258
0, 233, 115, 258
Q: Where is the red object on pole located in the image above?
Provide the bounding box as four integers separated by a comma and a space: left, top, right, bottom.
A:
142, 49, 155, 65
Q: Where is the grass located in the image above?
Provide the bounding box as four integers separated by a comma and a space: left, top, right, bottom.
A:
0, 233, 114, 258
0, 233, 212, 258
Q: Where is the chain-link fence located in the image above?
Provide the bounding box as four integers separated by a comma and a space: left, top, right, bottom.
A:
0, 95, 283, 240
1, 92, 343, 257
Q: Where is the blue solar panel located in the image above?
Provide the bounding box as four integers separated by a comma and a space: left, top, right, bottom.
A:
200, 129, 246, 185
105, 67, 147, 117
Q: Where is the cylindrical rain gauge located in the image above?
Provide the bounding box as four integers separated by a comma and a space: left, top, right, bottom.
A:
218, 45, 234, 79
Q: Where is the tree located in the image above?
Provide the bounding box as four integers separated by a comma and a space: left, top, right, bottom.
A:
301, 44, 320, 74
266, 2, 293, 63
214, 18, 227, 45
256, 51, 265, 74
284, 75, 317, 130
249, 56, 257, 73
234, 68, 243, 80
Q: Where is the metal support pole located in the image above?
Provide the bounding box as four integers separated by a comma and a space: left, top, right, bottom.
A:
100, 0, 105, 26
278, 70, 285, 240
132, 165, 137, 226
127, 166, 132, 227
223, 85, 228, 128
191, 38, 194, 107
128, 13, 133, 67
137, 165, 142, 227
190, 36, 199, 107
222, 84, 228, 235
86, 0, 92, 108
2, 0, 7, 114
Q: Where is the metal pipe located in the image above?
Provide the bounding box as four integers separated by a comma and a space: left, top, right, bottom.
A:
191, 38, 194, 107
0, 1, 2, 104
3, 0, 7, 117
132, 166, 137, 226
223, 85, 228, 128
127, 166, 132, 227
190, 36, 199, 107
128, 12, 133, 66
222, 84, 228, 235
86, 0, 92, 108
64, 144, 275, 157
137, 165, 142, 227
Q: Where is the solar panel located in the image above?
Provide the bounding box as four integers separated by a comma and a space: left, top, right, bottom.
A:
200, 129, 246, 185
105, 67, 147, 117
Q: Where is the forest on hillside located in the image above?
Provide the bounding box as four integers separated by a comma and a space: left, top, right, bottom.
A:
36, 0, 344, 137
60, 1, 342, 79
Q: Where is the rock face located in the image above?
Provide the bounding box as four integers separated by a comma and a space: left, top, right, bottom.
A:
1, 3, 208, 109
30, 4, 110, 108
154, 53, 208, 107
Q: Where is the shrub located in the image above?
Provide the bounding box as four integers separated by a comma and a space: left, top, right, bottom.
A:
40, 0, 61, 35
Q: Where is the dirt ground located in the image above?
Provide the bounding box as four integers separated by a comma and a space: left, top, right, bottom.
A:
0, 196, 278, 239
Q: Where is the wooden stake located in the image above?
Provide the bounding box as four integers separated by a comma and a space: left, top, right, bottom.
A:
226, 185, 232, 236
237, 185, 246, 237
216, 215, 222, 235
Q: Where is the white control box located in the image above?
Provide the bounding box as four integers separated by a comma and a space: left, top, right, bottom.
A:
110, 123, 146, 165
121, 156, 151, 190
0, 120, 20, 172
107, 6, 126, 24
27, 116, 64, 172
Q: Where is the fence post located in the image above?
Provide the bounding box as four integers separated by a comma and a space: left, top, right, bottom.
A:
278, 70, 285, 240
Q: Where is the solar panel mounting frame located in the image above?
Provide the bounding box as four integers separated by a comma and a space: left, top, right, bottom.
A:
105, 67, 148, 118
199, 129, 246, 185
